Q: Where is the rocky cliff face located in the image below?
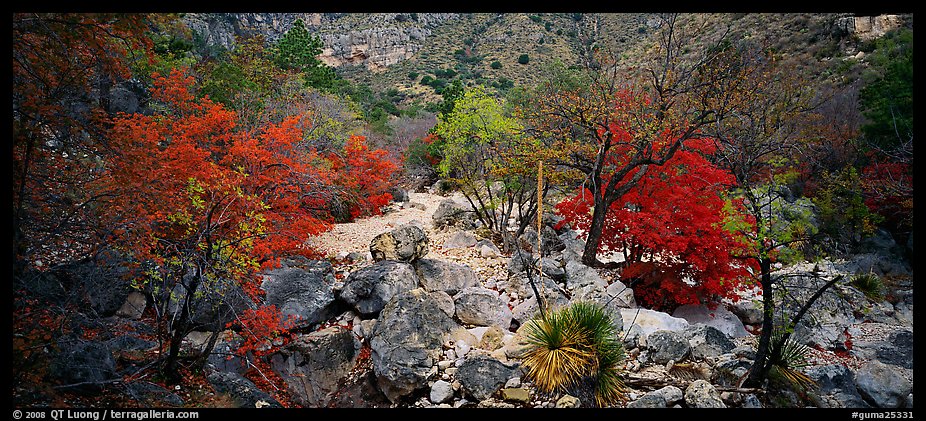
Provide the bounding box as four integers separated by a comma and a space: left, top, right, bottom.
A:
835, 14, 908, 41
181, 13, 459, 70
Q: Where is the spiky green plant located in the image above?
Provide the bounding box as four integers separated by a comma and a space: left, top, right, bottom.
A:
521, 301, 626, 407
768, 330, 817, 393
851, 272, 885, 301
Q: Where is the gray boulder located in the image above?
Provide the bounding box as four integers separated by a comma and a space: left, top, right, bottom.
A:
684, 324, 736, 360
338, 260, 419, 317
627, 393, 667, 408
206, 371, 283, 408
370, 289, 458, 403
261, 260, 337, 329
444, 231, 478, 249
620, 308, 690, 337
166, 276, 255, 331
124, 381, 184, 407
370, 224, 429, 263
413, 258, 478, 295
207, 331, 248, 375
730, 297, 764, 325
854, 361, 913, 408
518, 226, 565, 256
432, 198, 475, 229
806, 364, 870, 408
429, 380, 454, 404
511, 293, 570, 326
453, 287, 513, 329
456, 355, 522, 401
115, 291, 147, 320
269, 326, 361, 407
389, 186, 409, 203
60, 249, 133, 317
673, 304, 749, 338
684, 380, 726, 408
643, 330, 690, 365
49, 338, 116, 394
851, 328, 913, 370
564, 260, 606, 290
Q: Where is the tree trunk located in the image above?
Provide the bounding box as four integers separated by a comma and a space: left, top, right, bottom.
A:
581, 196, 610, 267
743, 258, 774, 388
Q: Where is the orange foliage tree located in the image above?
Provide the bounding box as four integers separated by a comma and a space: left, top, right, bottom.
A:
100, 69, 337, 377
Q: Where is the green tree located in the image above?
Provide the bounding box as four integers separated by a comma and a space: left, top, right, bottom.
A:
434, 87, 550, 251
491, 60, 502, 69
859, 28, 913, 150
518, 54, 530, 64
273, 19, 340, 91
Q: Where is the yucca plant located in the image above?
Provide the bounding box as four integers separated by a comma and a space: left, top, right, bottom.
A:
851, 272, 885, 301
521, 301, 627, 407
767, 330, 817, 393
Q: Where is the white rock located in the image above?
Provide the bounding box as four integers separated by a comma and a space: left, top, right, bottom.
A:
430, 380, 454, 404
505, 377, 521, 388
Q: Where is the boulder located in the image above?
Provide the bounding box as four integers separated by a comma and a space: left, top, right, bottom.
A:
444, 231, 478, 249
672, 304, 749, 338
477, 240, 502, 258
627, 393, 667, 408
269, 327, 361, 407
851, 328, 913, 370
564, 260, 606, 290
806, 364, 870, 408
556, 394, 581, 408
389, 186, 409, 203
511, 293, 569, 326
498, 272, 563, 302
775, 262, 861, 349
206, 371, 283, 408
115, 291, 147, 320
518, 226, 565, 256
370, 289, 458, 403
429, 380, 454, 404
59, 249, 134, 317
370, 224, 429, 263
854, 361, 913, 408
642, 330, 690, 365
684, 324, 736, 360
453, 287, 513, 329
455, 355, 521, 401
49, 338, 116, 394
166, 276, 254, 331
730, 297, 764, 325
684, 380, 726, 408
432, 198, 476, 229
124, 381, 184, 407
501, 388, 530, 403
507, 250, 536, 276
207, 331, 248, 375
429, 290, 456, 318
620, 308, 690, 337
261, 260, 337, 329
338, 260, 419, 317
413, 258, 478, 295
653, 385, 684, 406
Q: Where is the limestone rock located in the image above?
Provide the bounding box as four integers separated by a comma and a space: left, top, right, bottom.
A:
414, 258, 478, 295
269, 327, 360, 407
684, 380, 725, 408
453, 287, 513, 329
673, 304, 749, 338
370, 224, 429, 262
642, 330, 691, 365
370, 289, 458, 403
456, 355, 522, 401
338, 260, 419, 317
261, 260, 337, 329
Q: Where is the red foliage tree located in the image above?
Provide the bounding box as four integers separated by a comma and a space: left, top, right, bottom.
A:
326, 135, 397, 221
556, 138, 756, 311
100, 69, 332, 377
